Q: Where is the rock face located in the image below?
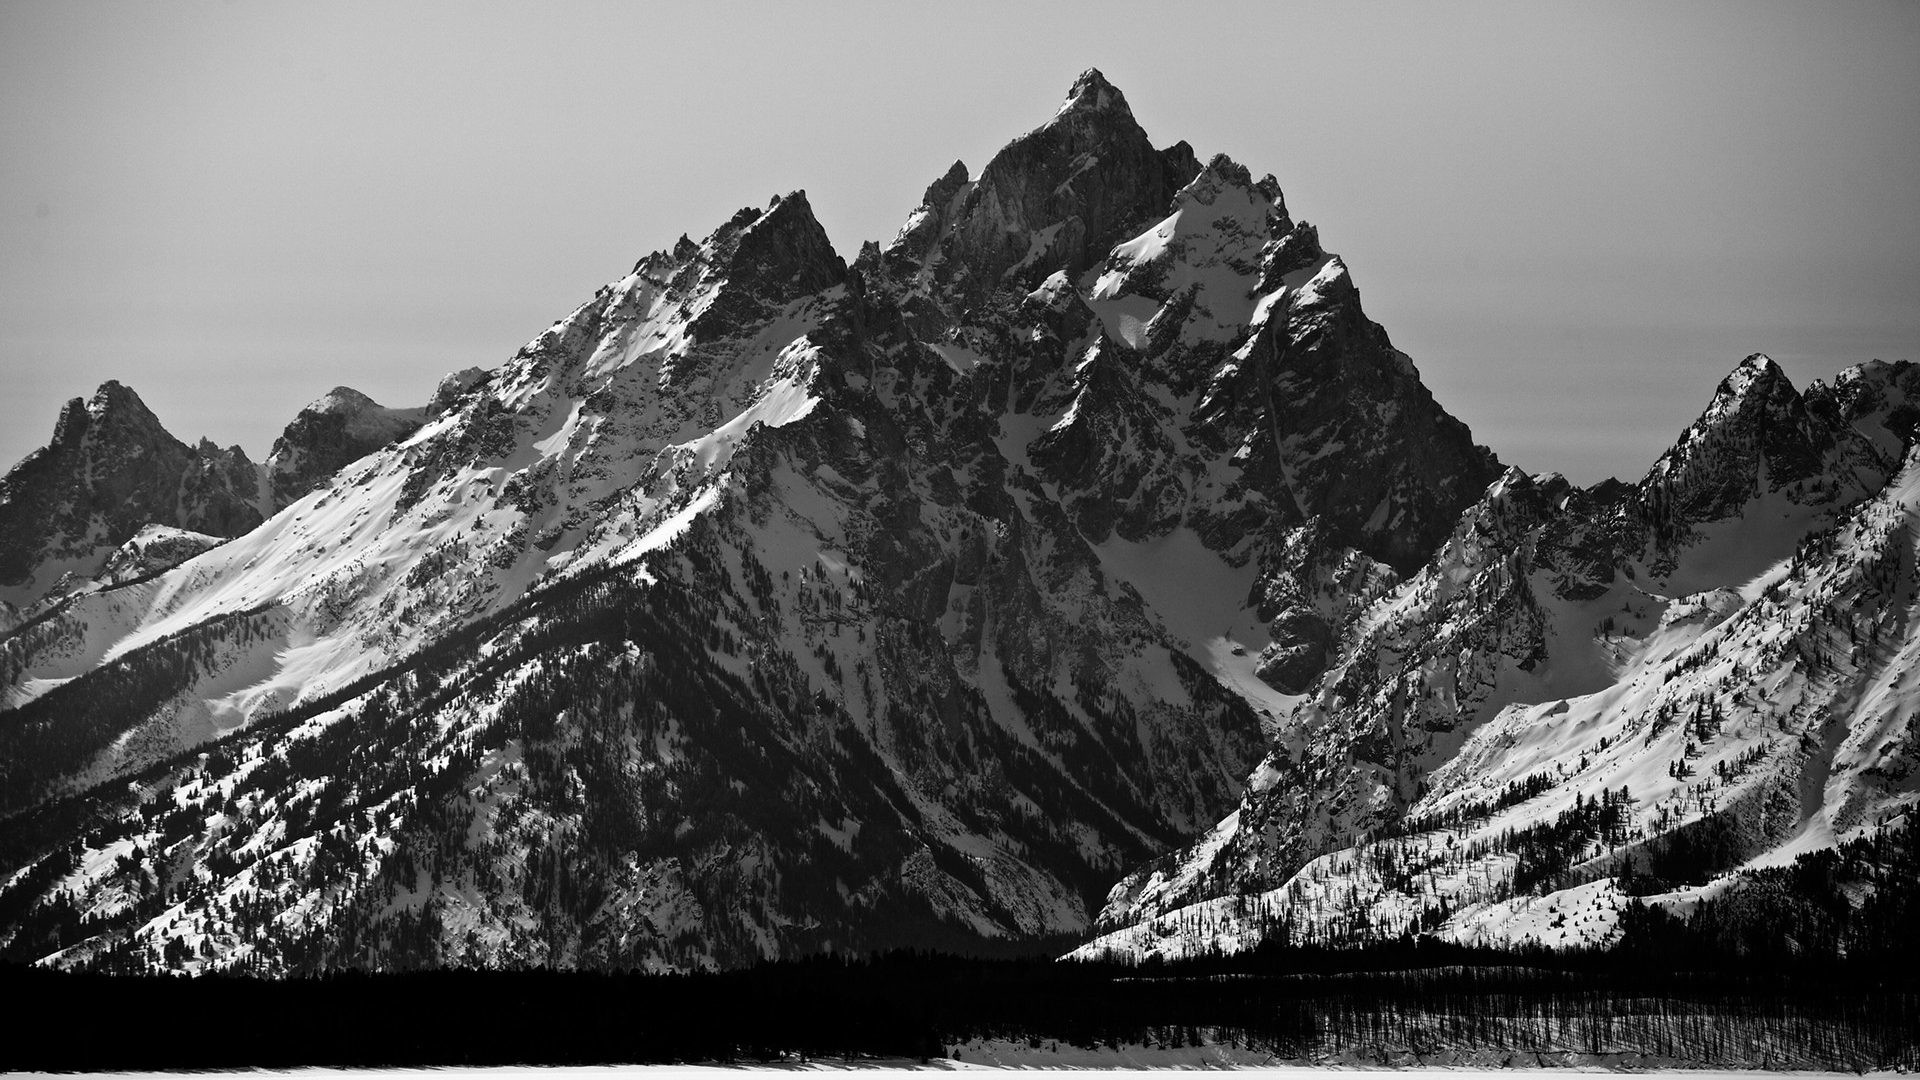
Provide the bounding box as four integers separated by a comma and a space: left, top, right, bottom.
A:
1640, 354, 1885, 568
96, 525, 228, 586
266, 388, 427, 507
887, 69, 1204, 305
0, 382, 265, 620
0, 71, 1505, 975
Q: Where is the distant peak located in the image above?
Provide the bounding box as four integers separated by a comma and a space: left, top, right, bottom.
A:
1714, 352, 1791, 402
38, 380, 177, 454
1055, 67, 1131, 119
86, 380, 161, 426
1177, 153, 1256, 201
90, 378, 138, 405
307, 386, 381, 414
763, 189, 815, 220
712, 190, 820, 250
689, 186, 845, 326
1203, 152, 1253, 186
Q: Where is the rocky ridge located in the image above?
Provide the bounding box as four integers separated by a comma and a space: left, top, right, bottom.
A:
1078, 355, 1920, 960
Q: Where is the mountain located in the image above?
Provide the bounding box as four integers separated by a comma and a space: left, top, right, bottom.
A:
0, 70, 1507, 974
265, 387, 430, 508
1, 71, 1910, 979
1077, 354, 1920, 961
0, 382, 430, 634
0, 382, 265, 625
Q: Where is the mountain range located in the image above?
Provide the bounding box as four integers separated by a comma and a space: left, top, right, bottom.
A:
0, 70, 1912, 976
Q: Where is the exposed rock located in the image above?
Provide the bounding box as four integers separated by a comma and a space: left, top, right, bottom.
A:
267, 387, 427, 506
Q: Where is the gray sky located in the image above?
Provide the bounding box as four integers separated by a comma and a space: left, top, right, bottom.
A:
4, 1, 1917, 484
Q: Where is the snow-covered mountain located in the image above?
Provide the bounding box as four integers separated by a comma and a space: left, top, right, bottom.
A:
0, 71, 1909, 976
0, 382, 431, 633
0, 382, 264, 626
1077, 354, 1920, 961
264, 386, 431, 509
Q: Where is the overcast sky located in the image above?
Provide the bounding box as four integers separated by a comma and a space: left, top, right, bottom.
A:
3, 1, 1916, 484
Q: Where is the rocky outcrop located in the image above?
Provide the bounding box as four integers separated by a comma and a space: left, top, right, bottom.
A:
267, 387, 426, 506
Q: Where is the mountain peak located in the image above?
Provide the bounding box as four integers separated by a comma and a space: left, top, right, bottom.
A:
1721, 351, 1783, 389
306, 386, 381, 414
890, 68, 1192, 297
45, 381, 174, 452
1641, 350, 1881, 537
702, 189, 845, 312
268, 385, 427, 506
50, 396, 88, 448
428, 367, 489, 416
86, 379, 162, 428
1056, 68, 1131, 120
1703, 352, 1793, 417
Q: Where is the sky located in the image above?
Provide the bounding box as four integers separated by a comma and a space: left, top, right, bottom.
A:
2, 1, 1916, 484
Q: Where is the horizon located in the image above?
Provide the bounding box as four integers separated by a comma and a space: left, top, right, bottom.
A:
3, 2, 1916, 484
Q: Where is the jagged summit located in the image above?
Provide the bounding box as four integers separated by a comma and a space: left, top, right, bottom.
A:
86, 377, 151, 413
1, 381, 263, 607
883, 69, 1199, 302
1054, 67, 1132, 120
429, 366, 490, 415
49, 380, 167, 448
0, 72, 1505, 973
1641, 351, 1881, 547
1710, 352, 1794, 409
715, 189, 846, 297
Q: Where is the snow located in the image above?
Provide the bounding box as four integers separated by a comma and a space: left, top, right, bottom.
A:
1084, 161, 1279, 352
673, 341, 822, 473
1442, 876, 1628, 951
1086, 295, 1161, 351
1650, 486, 1828, 599
2, 215, 850, 806
926, 342, 991, 375
1091, 528, 1300, 726
1085, 435, 1920, 962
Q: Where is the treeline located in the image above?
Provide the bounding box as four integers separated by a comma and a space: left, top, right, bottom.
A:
3, 943, 1915, 1070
